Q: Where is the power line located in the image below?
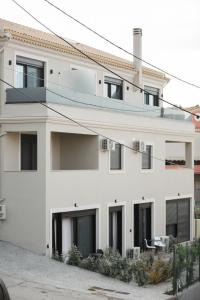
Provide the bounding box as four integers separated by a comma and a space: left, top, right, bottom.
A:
43, 0, 200, 89
46, 88, 161, 114
10, 0, 200, 119
0, 76, 194, 169
3, 65, 162, 113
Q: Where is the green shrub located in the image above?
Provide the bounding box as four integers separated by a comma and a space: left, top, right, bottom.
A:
67, 245, 81, 266
53, 250, 63, 262
79, 256, 98, 271
66, 246, 172, 286
96, 249, 134, 282
133, 260, 148, 286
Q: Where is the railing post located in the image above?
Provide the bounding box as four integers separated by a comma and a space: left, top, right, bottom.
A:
172, 246, 177, 295
199, 239, 200, 282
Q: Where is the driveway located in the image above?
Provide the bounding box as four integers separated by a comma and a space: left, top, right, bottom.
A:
0, 241, 171, 299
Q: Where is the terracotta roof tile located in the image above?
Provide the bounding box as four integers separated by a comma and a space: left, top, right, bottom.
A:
0, 17, 167, 79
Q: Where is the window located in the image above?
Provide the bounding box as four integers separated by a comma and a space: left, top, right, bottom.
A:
166, 198, 190, 242
144, 86, 159, 106
104, 76, 123, 100
110, 143, 122, 170
142, 145, 152, 170
16, 56, 44, 88
21, 134, 37, 170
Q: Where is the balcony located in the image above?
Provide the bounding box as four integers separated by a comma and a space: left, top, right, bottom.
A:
51, 132, 99, 170
6, 86, 189, 122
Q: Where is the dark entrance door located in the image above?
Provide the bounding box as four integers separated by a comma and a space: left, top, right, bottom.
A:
52, 213, 62, 257
52, 210, 96, 258
109, 206, 122, 254
134, 203, 152, 249
73, 214, 96, 258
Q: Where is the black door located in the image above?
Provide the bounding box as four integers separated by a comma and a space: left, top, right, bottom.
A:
73, 214, 96, 258
134, 203, 152, 249
52, 213, 62, 256
109, 206, 122, 254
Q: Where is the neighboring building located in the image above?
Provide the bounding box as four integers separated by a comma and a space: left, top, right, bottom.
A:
165, 105, 200, 208
187, 106, 200, 207
0, 18, 194, 257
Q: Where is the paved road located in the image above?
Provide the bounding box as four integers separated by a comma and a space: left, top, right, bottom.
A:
1, 273, 130, 300
0, 241, 171, 299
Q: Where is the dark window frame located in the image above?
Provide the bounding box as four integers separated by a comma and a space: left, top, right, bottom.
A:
142, 145, 153, 170
110, 143, 123, 171
16, 56, 44, 88
21, 133, 37, 171
144, 85, 160, 107
104, 76, 123, 100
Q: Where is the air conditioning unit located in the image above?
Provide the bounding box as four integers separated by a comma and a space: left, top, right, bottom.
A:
101, 139, 115, 151
139, 141, 146, 152
0, 205, 6, 220
127, 247, 140, 260
109, 140, 116, 151
133, 140, 146, 152
160, 236, 169, 251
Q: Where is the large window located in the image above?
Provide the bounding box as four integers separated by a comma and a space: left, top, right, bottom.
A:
104, 76, 123, 100
21, 134, 37, 170
144, 86, 159, 106
142, 145, 152, 170
16, 56, 44, 88
110, 143, 122, 170
166, 198, 190, 242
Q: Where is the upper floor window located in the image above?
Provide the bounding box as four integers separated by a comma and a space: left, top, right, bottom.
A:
21, 134, 37, 170
144, 86, 159, 106
104, 76, 123, 100
16, 56, 44, 88
142, 145, 153, 170
110, 143, 122, 170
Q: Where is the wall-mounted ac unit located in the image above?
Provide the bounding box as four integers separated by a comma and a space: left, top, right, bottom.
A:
160, 236, 169, 251
101, 139, 115, 151
127, 247, 140, 260
0, 205, 6, 220
133, 140, 146, 152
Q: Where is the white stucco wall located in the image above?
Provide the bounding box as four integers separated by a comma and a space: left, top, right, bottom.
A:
0, 37, 194, 256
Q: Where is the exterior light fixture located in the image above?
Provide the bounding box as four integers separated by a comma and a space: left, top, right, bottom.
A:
50, 69, 53, 74
114, 199, 117, 203
74, 203, 78, 207
8, 60, 12, 65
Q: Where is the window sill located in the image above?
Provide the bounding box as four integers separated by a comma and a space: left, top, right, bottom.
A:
4, 170, 38, 172
140, 169, 154, 173
109, 170, 125, 175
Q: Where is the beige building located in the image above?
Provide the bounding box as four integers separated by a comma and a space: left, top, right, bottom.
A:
0, 19, 195, 257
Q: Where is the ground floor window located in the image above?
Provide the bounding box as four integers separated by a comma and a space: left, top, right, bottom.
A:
166, 198, 190, 242
52, 209, 96, 258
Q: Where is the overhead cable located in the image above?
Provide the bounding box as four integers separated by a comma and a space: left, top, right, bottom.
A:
10, 0, 200, 119
43, 0, 200, 89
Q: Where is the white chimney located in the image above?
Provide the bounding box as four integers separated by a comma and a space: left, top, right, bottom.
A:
133, 28, 142, 88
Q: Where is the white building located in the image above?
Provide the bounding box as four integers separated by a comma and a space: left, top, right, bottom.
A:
0, 18, 195, 257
